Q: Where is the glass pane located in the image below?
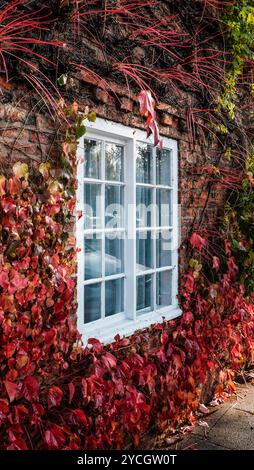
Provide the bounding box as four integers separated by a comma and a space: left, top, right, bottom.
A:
156, 271, 172, 308
84, 183, 101, 229
84, 283, 101, 323
105, 143, 124, 182
136, 274, 152, 312
136, 187, 152, 227
84, 235, 102, 280
156, 148, 171, 186
105, 279, 124, 317
105, 185, 124, 228
156, 189, 171, 227
156, 230, 172, 268
136, 231, 153, 272
105, 234, 124, 276
136, 142, 153, 184
84, 140, 101, 179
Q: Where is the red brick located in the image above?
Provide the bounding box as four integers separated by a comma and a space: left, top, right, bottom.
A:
5, 105, 27, 123
160, 113, 174, 126
120, 97, 134, 113
94, 88, 114, 105
29, 131, 50, 145
133, 46, 146, 62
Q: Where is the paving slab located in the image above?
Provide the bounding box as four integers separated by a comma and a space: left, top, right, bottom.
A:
192, 398, 237, 438
198, 408, 254, 450
234, 386, 254, 414
175, 435, 232, 450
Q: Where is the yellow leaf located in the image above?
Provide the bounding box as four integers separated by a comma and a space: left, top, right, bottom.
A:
48, 180, 60, 194
39, 162, 51, 179
13, 162, 29, 180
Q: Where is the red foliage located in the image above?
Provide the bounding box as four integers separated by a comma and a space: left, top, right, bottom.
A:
137, 90, 162, 147
0, 1, 61, 81
0, 166, 253, 449
0, 166, 78, 448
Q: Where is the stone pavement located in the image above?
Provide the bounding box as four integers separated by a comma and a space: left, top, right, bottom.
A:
174, 382, 254, 450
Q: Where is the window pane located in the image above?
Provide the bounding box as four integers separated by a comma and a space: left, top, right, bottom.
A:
136, 187, 152, 227
156, 148, 171, 186
156, 189, 171, 227
105, 185, 124, 228
84, 283, 101, 323
136, 143, 153, 184
84, 140, 101, 179
136, 231, 153, 272
156, 230, 172, 268
105, 143, 124, 182
136, 274, 152, 312
105, 234, 124, 276
84, 183, 101, 229
105, 279, 124, 317
84, 235, 102, 280
156, 271, 172, 308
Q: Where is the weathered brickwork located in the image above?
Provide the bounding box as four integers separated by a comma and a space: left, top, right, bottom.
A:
0, 76, 226, 275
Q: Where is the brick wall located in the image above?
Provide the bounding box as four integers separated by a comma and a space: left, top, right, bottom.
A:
0, 76, 226, 274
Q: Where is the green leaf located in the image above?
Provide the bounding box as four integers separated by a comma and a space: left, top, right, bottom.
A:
57, 74, 68, 86
76, 125, 86, 139
88, 111, 96, 122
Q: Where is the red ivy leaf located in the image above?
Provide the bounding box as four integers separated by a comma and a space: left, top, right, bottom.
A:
69, 409, 88, 427
182, 311, 194, 324
44, 426, 66, 450
227, 256, 238, 278
213, 256, 220, 272
0, 270, 9, 291
22, 376, 39, 402
101, 352, 117, 369
4, 380, 18, 403
190, 232, 206, 251
137, 90, 162, 148
1, 196, 16, 214
68, 382, 75, 404
47, 386, 63, 409
225, 239, 231, 256
0, 399, 9, 424
7, 437, 27, 450
185, 272, 195, 293
87, 337, 103, 354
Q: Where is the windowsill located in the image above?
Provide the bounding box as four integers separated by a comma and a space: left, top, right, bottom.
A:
79, 305, 182, 345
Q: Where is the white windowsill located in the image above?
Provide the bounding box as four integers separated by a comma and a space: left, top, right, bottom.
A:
80, 305, 182, 345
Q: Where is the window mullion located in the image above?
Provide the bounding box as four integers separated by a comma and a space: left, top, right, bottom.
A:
77, 138, 85, 332
101, 140, 106, 319
125, 138, 136, 320
152, 146, 156, 312
171, 142, 179, 307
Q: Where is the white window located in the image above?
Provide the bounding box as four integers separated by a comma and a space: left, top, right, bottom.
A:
76, 118, 181, 343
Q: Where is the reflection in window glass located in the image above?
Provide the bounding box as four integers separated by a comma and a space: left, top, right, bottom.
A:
136, 274, 152, 312
136, 143, 153, 184
136, 231, 153, 272
156, 230, 172, 268
156, 148, 171, 186
156, 189, 171, 227
105, 185, 124, 228
84, 235, 102, 280
84, 283, 101, 323
84, 140, 101, 179
136, 187, 152, 227
156, 271, 172, 308
105, 143, 124, 181
84, 184, 101, 229
105, 279, 124, 317
105, 235, 124, 276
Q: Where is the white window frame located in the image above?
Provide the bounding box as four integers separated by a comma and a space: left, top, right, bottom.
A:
76, 118, 181, 343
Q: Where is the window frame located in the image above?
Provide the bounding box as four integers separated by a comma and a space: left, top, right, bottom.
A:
76, 118, 181, 343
